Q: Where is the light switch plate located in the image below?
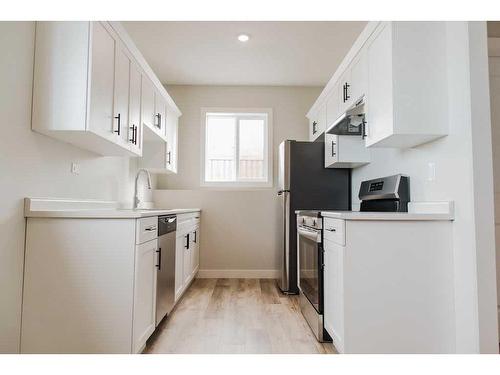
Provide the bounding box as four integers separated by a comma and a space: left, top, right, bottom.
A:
427, 162, 436, 182
71, 162, 80, 175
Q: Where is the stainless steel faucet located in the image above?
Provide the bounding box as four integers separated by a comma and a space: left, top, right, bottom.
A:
134, 169, 152, 209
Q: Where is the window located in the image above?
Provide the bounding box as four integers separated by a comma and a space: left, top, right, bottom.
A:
201, 108, 273, 187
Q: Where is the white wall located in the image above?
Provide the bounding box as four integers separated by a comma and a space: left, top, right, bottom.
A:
0, 22, 153, 353
154, 85, 321, 276
351, 22, 498, 353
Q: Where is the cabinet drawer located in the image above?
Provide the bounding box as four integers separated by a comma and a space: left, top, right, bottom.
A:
136, 216, 158, 244
177, 212, 201, 235
323, 218, 345, 246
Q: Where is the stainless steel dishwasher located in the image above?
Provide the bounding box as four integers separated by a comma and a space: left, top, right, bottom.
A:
156, 215, 176, 326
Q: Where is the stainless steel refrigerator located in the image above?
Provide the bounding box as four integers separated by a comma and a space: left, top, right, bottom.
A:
278, 140, 351, 294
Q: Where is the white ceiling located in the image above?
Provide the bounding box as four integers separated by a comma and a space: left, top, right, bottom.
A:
122, 21, 367, 87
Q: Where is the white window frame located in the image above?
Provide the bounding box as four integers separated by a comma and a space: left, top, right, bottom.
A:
200, 107, 273, 188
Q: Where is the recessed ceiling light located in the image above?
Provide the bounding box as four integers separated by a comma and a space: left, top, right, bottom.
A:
238, 34, 250, 42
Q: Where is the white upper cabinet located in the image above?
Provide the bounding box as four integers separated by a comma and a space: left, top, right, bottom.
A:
308, 103, 327, 141
128, 62, 143, 155
154, 92, 167, 137
364, 22, 448, 148
326, 83, 340, 130
113, 44, 131, 147
307, 21, 448, 149
165, 105, 179, 174
324, 133, 370, 169
349, 48, 368, 106
338, 68, 352, 114
88, 22, 117, 145
32, 21, 180, 158
141, 76, 156, 131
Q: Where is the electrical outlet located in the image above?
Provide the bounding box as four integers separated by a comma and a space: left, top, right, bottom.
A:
71, 162, 80, 175
427, 162, 436, 182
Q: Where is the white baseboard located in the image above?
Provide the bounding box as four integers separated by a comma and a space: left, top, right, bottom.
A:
196, 269, 280, 279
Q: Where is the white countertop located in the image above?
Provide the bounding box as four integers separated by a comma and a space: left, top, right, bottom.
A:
298, 201, 455, 221
319, 210, 453, 221
24, 198, 200, 218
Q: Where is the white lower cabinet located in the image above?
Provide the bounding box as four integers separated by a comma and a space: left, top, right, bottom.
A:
22, 215, 157, 354
22, 210, 201, 353
175, 213, 201, 302
322, 216, 455, 353
182, 231, 192, 286
191, 228, 200, 276
21, 218, 137, 353
132, 238, 158, 353
175, 233, 185, 301
323, 238, 344, 353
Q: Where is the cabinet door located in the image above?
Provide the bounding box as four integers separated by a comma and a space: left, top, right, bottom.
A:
324, 239, 344, 352
365, 23, 393, 146
183, 233, 192, 285
154, 93, 167, 136
88, 22, 115, 139
326, 84, 340, 130
338, 68, 352, 113
350, 49, 368, 105
132, 239, 157, 353
191, 228, 199, 276
113, 46, 130, 146
324, 134, 339, 168
165, 106, 179, 173
175, 234, 184, 301
308, 114, 318, 141
141, 76, 155, 130
316, 104, 327, 137
128, 62, 142, 155
309, 105, 327, 141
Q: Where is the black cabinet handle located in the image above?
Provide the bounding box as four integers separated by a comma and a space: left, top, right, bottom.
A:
362, 119, 367, 140
185, 234, 190, 250
114, 113, 121, 135
134, 125, 138, 145
167, 151, 171, 164
331, 141, 336, 157
156, 248, 161, 270
129, 124, 135, 143
193, 230, 197, 243
312, 121, 317, 135
345, 82, 350, 101
155, 113, 162, 129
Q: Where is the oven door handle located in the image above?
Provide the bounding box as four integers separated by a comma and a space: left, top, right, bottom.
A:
297, 226, 321, 243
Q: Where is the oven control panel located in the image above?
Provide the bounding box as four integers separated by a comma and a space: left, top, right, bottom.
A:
297, 214, 322, 230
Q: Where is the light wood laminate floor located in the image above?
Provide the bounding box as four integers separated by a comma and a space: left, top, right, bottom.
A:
145, 278, 337, 354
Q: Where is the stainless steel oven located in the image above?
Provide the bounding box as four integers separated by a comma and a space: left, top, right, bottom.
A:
297, 211, 331, 342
